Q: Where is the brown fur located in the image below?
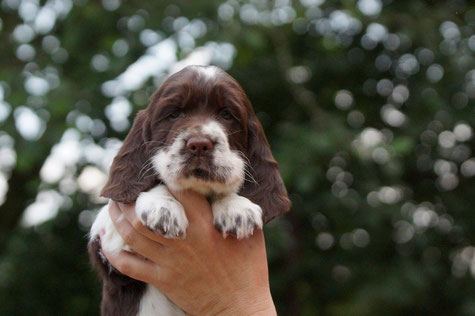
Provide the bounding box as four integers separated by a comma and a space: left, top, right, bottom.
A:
88, 237, 146, 316
101, 66, 290, 222
91, 66, 291, 315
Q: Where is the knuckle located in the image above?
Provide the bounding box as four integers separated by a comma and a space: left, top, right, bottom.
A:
132, 217, 143, 231
121, 227, 136, 245
117, 260, 131, 275
204, 227, 215, 238
203, 219, 217, 235
156, 271, 174, 290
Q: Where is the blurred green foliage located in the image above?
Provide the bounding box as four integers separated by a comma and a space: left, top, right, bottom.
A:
0, 0, 474, 315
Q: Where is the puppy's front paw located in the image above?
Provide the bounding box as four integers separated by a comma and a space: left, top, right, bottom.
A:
212, 194, 263, 239
136, 186, 188, 238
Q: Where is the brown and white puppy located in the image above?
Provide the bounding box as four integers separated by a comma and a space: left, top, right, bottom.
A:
88, 65, 290, 316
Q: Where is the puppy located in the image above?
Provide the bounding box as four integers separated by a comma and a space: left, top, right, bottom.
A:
88, 65, 290, 316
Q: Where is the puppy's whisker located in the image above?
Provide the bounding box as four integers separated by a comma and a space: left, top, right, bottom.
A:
137, 157, 155, 180
138, 166, 154, 182
137, 159, 153, 176
245, 175, 258, 186
243, 178, 259, 185
143, 172, 159, 179
151, 129, 181, 135
236, 151, 257, 175
243, 169, 259, 185
139, 165, 157, 181
240, 168, 258, 185
144, 140, 168, 145
235, 150, 252, 165
226, 130, 243, 136
243, 161, 257, 174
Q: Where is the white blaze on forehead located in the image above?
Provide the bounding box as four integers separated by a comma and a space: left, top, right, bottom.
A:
201, 120, 227, 140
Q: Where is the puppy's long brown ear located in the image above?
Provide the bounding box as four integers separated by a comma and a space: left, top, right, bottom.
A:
101, 110, 157, 203
241, 115, 291, 223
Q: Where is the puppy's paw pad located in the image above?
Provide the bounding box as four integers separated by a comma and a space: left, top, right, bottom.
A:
136, 193, 188, 239
213, 196, 263, 239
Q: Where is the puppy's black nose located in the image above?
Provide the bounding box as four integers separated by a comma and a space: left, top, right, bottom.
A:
186, 137, 213, 156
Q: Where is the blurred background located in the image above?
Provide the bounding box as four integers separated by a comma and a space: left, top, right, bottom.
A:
0, 0, 474, 315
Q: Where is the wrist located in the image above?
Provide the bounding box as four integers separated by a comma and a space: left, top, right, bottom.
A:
203, 286, 276, 316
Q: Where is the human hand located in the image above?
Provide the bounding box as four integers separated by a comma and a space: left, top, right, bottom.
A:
101, 190, 276, 316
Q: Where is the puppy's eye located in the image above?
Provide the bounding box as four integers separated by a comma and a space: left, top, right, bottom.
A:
168, 109, 183, 119
220, 109, 233, 120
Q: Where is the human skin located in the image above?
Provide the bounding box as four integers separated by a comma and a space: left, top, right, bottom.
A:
100, 189, 277, 316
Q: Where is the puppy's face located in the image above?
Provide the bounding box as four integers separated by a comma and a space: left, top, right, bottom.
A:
149, 66, 249, 194
102, 65, 290, 223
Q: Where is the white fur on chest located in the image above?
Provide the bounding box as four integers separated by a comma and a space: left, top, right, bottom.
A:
138, 285, 186, 316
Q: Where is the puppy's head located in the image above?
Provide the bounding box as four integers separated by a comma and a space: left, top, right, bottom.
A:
101, 65, 290, 222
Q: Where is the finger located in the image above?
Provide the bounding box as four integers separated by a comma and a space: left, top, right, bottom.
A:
108, 201, 164, 260
101, 243, 161, 285
116, 202, 172, 245
168, 189, 213, 224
